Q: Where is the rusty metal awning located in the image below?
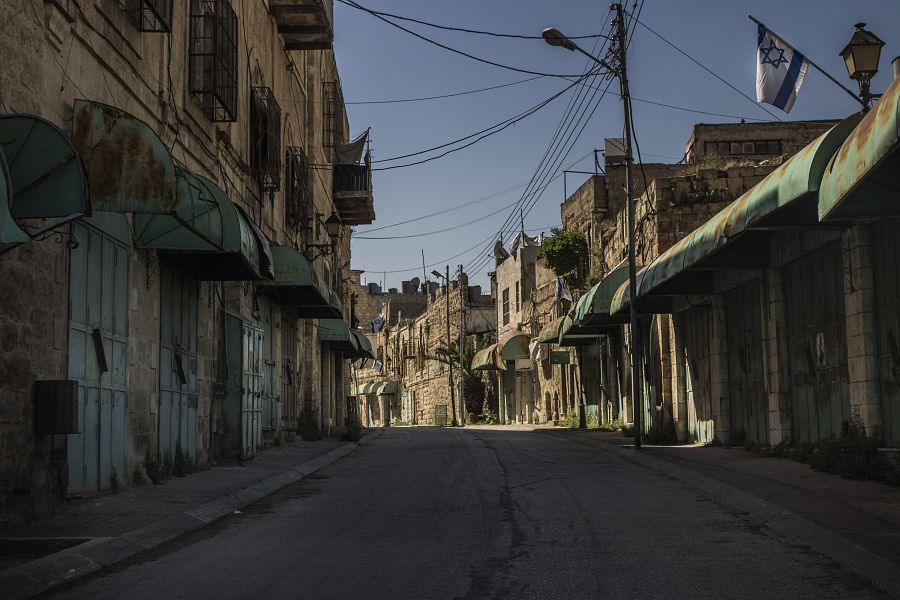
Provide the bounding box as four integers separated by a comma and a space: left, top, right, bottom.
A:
135, 169, 274, 281
608, 271, 673, 317
537, 316, 566, 344
819, 77, 900, 221
472, 343, 501, 371
0, 115, 90, 254
318, 318, 357, 352
558, 314, 602, 347
375, 380, 399, 395
572, 259, 632, 327
258, 245, 341, 318
497, 331, 530, 363
636, 116, 860, 299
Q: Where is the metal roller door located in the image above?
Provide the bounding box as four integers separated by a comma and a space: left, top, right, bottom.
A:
725, 281, 768, 445
872, 219, 900, 446
784, 243, 850, 444
679, 307, 713, 443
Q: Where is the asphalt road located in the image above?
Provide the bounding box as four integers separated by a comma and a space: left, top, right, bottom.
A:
47, 427, 888, 600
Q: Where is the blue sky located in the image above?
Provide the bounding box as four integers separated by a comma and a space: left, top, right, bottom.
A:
334, 0, 900, 291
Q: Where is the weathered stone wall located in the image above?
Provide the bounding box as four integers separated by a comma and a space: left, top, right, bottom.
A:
0, 0, 356, 527
685, 120, 839, 164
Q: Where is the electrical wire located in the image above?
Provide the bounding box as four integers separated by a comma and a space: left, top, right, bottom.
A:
354, 197, 522, 239
370, 71, 600, 170
625, 9, 783, 122
346, 75, 545, 105
355, 181, 528, 234
466, 24, 616, 274
339, 3, 609, 41
336, 0, 603, 79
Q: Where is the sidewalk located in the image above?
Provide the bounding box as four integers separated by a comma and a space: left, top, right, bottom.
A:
542, 428, 900, 597
0, 431, 381, 600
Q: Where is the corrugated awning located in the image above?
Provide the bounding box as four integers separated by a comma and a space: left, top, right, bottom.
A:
376, 380, 399, 395
558, 315, 601, 347
572, 260, 631, 327
318, 318, 358, 353
537, 316, 566, 344
345, 330, 375, 360
472, 343, 501, 371
819, 77, 900, 221
258, 245, 340, 318
637, 116, 859, 299
135, 169, 274, 281
497, 331, 530, 362
0, 114, 90, 254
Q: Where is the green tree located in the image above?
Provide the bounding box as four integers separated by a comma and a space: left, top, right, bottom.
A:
539, 227, 588, 290
427, 335, 493, 416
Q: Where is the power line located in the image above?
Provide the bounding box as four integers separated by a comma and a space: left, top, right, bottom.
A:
336, 0, 603, 79
626, 10, 783, 122
340, 3, 610, 41
354, 198, 521, 239
346, 75, 544, 105
355, 181, 527, 234
371, 71, 599, 169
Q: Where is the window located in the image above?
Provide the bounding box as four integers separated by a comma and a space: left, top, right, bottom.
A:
502, 288, 510, 325
515, 281, 520, 313
705, 139, 781, 157
321, 81, 345, 161
250, 87, 282, 195
123, 0, 173, 31
284, 146, 311, 231
189, 0, 238, 122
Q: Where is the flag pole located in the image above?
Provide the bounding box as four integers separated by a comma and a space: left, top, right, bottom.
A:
749, 15, 864, 107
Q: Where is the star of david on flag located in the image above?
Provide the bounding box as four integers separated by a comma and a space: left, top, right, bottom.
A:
756, 25, 809, 113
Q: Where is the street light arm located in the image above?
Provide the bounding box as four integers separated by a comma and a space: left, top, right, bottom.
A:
573, 45, 617, 73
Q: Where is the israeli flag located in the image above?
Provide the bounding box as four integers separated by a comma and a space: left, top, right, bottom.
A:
756, 25, 809, 113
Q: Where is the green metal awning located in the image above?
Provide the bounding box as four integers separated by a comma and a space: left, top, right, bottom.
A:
572, 260, 631, 327
497, 331, 530, 362
537, 316, 566, 344
376, 381, 399, 395
0, 115, 90, 254
608, 270, 671, 316
345, 330, 375, 360
72, 100, 180, 214
638, 116, 859, 298
258, 245, 341, 318
359, 382, 381, 395
819, 77, 900, 221
472, 343, 501, 371
318, 318, 358, 352
135, 169, 275, 280
558, 315, 601, 347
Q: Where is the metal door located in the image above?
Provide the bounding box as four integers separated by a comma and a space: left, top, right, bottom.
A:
67, 222, 128, 493
281, 320, 299, 432
784, 243, 850, 444
725, 282, 768, 445
641, 317, 664, 435
242, 322, 264, 458
258, 296, 278, 431
871, 220, 900, 445
159, 265, 199, 463
320, 342, 332, 431
680, 307, 713, 443
401, 391, 411, 423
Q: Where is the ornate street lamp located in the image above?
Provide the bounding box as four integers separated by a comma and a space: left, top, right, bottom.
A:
840, 23, 885, 110
303, 212, 342, 260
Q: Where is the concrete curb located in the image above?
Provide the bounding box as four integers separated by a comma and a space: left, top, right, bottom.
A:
0, 430, 382, 600
542, 430, 900, 599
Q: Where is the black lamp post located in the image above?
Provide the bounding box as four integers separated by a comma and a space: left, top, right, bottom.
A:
303, 212, 342, 260
840, 23, 885, 111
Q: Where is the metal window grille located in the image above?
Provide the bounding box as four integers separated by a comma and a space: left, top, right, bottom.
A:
322, 81, 336, 160
122, 0, 173, 32
189, 0, 238, 122
284, 146, 311, 231
502, 288, 510, 325
250, 87, 282, 195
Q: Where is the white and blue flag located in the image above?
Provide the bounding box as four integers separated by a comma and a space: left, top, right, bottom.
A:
756, 25, 809, 113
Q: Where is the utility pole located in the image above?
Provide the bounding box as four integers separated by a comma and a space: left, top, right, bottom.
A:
458, 264, 466, 427
612, 2, 642, 448
445, 264, 457, 426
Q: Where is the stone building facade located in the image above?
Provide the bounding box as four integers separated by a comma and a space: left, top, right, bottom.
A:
0, 0, 373, 528
356, 273, 495, 427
